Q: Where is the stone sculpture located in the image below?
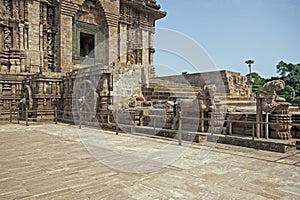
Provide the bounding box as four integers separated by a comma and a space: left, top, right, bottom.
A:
196, 84, 217, 112
128, 88, 152, 108
257, 79, 286, 113
257, 80, 292, 139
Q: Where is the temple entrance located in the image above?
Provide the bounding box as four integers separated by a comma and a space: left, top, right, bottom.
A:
80, 33, 95, 58
72, 20, 104, 65
80, 32, 95, 65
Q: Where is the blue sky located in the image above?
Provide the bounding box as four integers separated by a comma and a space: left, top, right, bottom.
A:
154, 0, 300, 78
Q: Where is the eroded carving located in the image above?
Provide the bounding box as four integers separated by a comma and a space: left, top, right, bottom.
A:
196, 84, 217, 112
258, 80, 286, 113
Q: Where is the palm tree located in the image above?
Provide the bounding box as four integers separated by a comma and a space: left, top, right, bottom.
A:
245, 60, 254, 74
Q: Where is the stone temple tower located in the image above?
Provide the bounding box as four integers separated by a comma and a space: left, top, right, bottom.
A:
0, 0, 166, 116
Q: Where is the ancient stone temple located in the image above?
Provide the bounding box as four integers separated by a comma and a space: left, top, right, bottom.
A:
0, 0, 166, 119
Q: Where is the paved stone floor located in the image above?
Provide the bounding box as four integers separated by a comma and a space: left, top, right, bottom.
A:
0, 122, 299, 199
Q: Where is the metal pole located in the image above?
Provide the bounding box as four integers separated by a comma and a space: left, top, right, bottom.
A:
55, 107, 58, 124
201, 111, 204, 132
25, 108, 29, 126
252, 123, 255, 141
116, 112, 119, 135
178, 111, 182, 146
17, 109, 20, 124
153, 117, 156, 135
265, 112, 269, 139
229, 121, 232, 135
79, 108, 82, 129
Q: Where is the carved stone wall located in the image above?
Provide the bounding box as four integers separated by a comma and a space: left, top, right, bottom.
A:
0, 0, 59, 74
0, 74, 25, 115
0, 0, 166, 121
61, 64, 113, 124
20, 74, 62, 119
155, 70, 250, 96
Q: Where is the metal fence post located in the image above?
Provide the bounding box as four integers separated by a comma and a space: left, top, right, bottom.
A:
17, 109, 20, 124
252, 123, 255, 141
178, 111, 182, 146
25, 108, 29, 126
116, 113, 119, 135
79, 108, 82, 129
55, 107, 58, 124
153, 117, 156, 135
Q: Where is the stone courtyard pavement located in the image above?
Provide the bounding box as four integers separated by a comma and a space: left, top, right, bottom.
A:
0, 123, 299, 199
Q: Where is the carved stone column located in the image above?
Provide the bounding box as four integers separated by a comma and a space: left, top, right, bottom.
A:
60, 15, 73, 72
38, 82, 43, 94
142, 29, 149, 65
106, 12, 119, 65
119, 22, 127, 64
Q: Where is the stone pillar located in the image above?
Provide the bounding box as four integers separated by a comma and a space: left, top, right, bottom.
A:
0, 84, 3, 96
105, 9, 119, 66
60, 15, 73, 72
148, 31, 155, 78
0, 25, 3, 49
107, 24, 119, 65
57, 82, 60, 95
38, 82, 43, 94
27, 0, 41, 73
119, 23, 127, 64
28, 1, 40, 50
142, 29, 149, 65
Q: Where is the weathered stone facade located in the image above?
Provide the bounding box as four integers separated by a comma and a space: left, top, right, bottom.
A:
0, 0, 166, 119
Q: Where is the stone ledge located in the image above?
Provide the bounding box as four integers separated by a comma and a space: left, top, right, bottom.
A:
206, 135, 295, 153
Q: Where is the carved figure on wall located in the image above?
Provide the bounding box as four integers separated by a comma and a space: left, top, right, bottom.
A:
47, 7, 55, 26
4, 27, 12, 49
257, 80, 286, 113
97, 74, 110, 96
75, 80, 97, 122
3, 0, 12, 18
196, 84, 217, 112
13, 0, 19, 18
0, 65, 9, 73
20, 85, 33, 109
127, 88, 151, 108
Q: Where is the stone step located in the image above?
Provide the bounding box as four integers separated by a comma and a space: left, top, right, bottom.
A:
149, 79, 201, 90
215, 96, 254, 101
218, 101, 256, 107
148, 87, 198, 93
148, 84, 199, 91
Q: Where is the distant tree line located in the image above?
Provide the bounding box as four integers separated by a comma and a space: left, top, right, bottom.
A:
249, 61, 300, 106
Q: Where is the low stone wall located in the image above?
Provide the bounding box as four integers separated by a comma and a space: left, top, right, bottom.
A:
207, 135, 291, 153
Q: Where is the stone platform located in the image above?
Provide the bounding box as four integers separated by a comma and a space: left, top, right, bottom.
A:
0, 123, 299, 199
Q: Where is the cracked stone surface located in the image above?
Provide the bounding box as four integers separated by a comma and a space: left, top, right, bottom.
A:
0, 123, 299, 199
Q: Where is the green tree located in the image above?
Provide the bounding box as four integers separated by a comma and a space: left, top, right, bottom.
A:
245, 60, 254, 74
248, 72, 266, 94
276, 61, 300, 97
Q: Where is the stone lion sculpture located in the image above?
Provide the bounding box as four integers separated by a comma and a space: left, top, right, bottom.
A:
257, 79, 286, 113
196, 84, 217, 112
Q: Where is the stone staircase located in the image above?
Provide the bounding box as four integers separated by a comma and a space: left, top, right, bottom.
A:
143, 78, 256, 112
144, 78, 200, 102
215, 95, 256, 113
